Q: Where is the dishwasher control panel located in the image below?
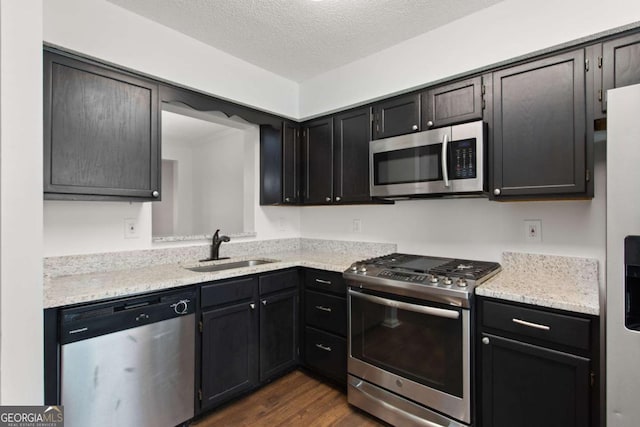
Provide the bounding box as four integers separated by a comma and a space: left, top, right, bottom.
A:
60, 288, 197, 344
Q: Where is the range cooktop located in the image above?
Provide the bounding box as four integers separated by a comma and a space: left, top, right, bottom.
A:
343, 253, 501, 307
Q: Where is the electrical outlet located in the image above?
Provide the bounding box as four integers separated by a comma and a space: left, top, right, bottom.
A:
353, 219, 362, 233
524, 220, 542, 243
124, 218, 140, 239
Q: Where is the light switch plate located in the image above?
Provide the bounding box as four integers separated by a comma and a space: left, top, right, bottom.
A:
524, 220, 542, 243
124, 218, 140, 239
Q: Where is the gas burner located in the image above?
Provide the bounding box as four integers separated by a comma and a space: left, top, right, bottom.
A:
344, 253, 501, 307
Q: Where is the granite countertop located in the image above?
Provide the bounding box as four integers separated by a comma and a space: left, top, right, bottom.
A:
44, 249, 366, 308
475, 252, 600, 316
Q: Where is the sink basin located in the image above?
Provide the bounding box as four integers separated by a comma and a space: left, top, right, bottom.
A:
185, 259, 275, 273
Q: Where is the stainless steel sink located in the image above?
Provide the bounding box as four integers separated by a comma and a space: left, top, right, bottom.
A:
185, 259, 275, 273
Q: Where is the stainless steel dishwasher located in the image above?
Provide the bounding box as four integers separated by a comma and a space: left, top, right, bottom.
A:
60, 288, 196, 427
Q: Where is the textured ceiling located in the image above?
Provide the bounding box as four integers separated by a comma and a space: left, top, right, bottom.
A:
107, 0, 503, 82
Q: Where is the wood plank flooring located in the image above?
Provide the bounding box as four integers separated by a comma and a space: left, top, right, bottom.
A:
192, 370, 386, 426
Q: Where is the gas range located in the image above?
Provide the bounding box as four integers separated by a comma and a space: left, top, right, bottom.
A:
343, 253, 501, 308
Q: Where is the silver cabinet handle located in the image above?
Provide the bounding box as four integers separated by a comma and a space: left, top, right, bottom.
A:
426, 120, 434, 128
151, 190, 160, 198
285, 197, 291, 202
348, 290, 460, 319
482, 337, 490, 345
315, 305, 332, 312
411, 124, 418, 131
249, 303, 255, 310
262, 300, 267, 306
315, 279, 332, 285
335, 196, 341, 202
325, 197, 331, 202
315, 343, 332, 352
512, 318, 550, 331
494, 188, 501, 196
441, 133, 449, 188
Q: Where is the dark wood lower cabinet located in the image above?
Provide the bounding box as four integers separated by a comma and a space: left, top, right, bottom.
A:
481, 333, 590, 427
201, 300, 259, 409
302, 269, 348, 386
259, 288, 298, 381
478, 297, 598, 427
199, 270, 299, 413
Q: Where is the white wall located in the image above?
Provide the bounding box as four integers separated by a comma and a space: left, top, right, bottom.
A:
160, 143, 195, 236
43, 125, 301, 256
301, 139, 607, 271
299, 0, 640, 117
43, 0, 299, 119
192, 130, 245, 234
0, 0, 44, 404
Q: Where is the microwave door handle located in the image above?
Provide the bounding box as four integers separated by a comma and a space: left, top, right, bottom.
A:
441, 133, 449, 187
348, 290, 460, 319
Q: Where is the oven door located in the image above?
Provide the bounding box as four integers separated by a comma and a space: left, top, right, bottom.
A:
348, 288, 471, 424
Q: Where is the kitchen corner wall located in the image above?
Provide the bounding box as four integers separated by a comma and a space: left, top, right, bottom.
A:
0, 0, 44, 404
301, 139, 607, 277
299, 0, 640, 117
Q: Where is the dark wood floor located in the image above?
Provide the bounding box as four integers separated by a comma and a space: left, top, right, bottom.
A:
192, 370, 385, 426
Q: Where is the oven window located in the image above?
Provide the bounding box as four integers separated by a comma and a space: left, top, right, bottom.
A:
373, 144, 442, 185
350, 292, 463, 397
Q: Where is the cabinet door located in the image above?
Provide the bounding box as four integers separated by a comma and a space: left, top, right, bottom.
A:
303, 118, 333, 204
259, 289, 298, 381
423, 76, 484, 129
602, 32, 640, 112
491, 50, 587, 198
481, 333, 590, 427
201, 301, 258, 410
283, 122, 302, 204
304, 326, 347, 385
372, 93, 420, 139
43, 52, 160, 200
333, 107, 372, 203
259, 125, 283, 205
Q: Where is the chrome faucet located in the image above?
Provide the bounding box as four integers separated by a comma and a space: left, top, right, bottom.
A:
210, 229, 230, 261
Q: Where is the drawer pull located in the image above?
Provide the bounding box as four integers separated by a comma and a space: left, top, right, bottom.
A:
315, 343, 332, 352
315, 305, 332, 312
512, 318, 551, 331
315, 279, 332, 286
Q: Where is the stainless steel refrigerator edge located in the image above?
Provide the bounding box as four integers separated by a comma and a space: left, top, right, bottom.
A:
606, 83, 640, 426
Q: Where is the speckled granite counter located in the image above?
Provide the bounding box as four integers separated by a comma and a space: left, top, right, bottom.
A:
476, 252, 600, 315
44, 239, 396, 308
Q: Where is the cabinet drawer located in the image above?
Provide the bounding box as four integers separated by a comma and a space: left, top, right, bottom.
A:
259, 269, 298, 295
305, 290, 346, 336
305, 269, 346, 295
201, 278, 256, 308
482, 300, 591, 351
304, 326, 347, 385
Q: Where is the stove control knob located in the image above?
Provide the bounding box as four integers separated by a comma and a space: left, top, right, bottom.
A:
442, 277, 453, 286
456, 278, 468, 288
359, 265, 368, 274
429, 276, 439, 284
350, 264, 358, 272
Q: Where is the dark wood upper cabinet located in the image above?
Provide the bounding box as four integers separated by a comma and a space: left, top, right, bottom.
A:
602, 32, 640, 113
44, 51, 160, 201
422, 76, 484, 129
259, 124, 284, 205
283, 122, 302, 204
303, 117, 334, 204
372, 93, 420, 139
333, 107, 372, 203
491, 49, 588, 199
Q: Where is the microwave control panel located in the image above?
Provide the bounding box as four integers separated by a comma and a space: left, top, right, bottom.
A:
450, 138, 477, 179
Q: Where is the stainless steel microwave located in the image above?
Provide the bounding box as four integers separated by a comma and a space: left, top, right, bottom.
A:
370, 120, 487, 198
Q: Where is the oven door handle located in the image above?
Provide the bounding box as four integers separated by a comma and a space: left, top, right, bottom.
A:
348, 290, 460, 319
